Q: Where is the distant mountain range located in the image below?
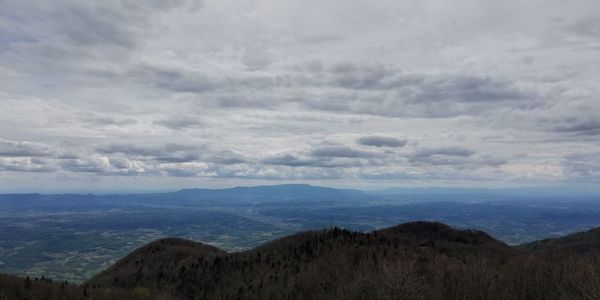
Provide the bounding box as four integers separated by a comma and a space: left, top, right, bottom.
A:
2, 221, 600, 300
3, 184, 599, 208
0, 184, 366, 208
172, 183, 364, 201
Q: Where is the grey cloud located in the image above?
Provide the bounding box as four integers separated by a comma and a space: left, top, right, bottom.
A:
156, 153, 200, 163
567, 14, 600, 38
410, 156, 471, 166
412, 147, 475, 159
132, 64, 220, 93
357, 136, 406, 148
60, 158, 110, 173
126, 60, 534, 120
408, 147, 506, 168
0, 158, 55, 173
98, 143, 163, 157
1, 1, 600, 188
96, 143, 246, 166
154, 115, 204, 130
413, 77, 526, 104
84, 115, 138, 127
301, 71, 535, 118
129, 63, 297, 97
213, 95, 275, 109
109, 157, 132, 169
261, 151, 365, 168
552, 118, 600, 136
57, 153, 80, 160
0, 0, 199, 88
3, 1, 196, 49
261, 154, 320, 167
329, 63, 400, 90
120, 0, 201, 12
60, 155, 148, 175
129, 60, 535, 119
324, 63, 527, 105
161, 167, 201, 177
207, 151, 248, 165
310, 146, 376, 158
97, 143, 201, 163
0, 138, 53, 157
52, 4, 139, 48
562, 153, 600, 180
409, 147, 478, 167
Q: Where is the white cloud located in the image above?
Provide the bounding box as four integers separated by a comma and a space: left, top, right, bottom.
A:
1, 0, 599, 190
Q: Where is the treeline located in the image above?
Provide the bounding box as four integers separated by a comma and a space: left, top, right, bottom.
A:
2, 222, 600, 299
0, 272, 166, 300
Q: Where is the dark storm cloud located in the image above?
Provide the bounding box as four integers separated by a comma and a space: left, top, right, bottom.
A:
357, 136, 407, 148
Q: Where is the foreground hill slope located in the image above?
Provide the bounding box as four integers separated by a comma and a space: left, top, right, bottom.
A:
87, 222, 529, 299
519, 226, 600, 254
3, 221, 600, 300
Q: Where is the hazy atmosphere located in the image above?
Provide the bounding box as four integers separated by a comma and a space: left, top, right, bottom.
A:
4, 2, 600, 299
1, 0, 600, 192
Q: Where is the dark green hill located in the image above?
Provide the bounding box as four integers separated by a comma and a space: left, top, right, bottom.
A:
86, 221, 519, 299
2, 221, 600, 300
519, 227, 600, 254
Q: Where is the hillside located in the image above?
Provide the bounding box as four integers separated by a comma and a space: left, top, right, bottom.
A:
519, 226, 600, 254
2, 221, 600, 299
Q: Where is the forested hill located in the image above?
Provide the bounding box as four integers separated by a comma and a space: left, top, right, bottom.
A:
2, 221, 600, 300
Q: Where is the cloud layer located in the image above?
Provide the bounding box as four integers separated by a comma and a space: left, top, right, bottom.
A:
1, 0, 599, 191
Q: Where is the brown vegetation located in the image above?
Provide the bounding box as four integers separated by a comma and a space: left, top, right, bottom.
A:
2, 221, 600, 299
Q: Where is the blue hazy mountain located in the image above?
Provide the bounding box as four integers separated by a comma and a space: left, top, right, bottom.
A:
173, 183, 363, 200
0, 184, 364, 211
2, 183, 600, 283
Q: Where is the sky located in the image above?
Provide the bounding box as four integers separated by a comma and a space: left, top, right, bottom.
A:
0, 0, 599, 192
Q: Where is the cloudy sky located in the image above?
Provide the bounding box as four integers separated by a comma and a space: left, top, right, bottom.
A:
1, 0, 599, 192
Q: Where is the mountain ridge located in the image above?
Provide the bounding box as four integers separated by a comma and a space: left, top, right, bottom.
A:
2, 221, 600, 299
